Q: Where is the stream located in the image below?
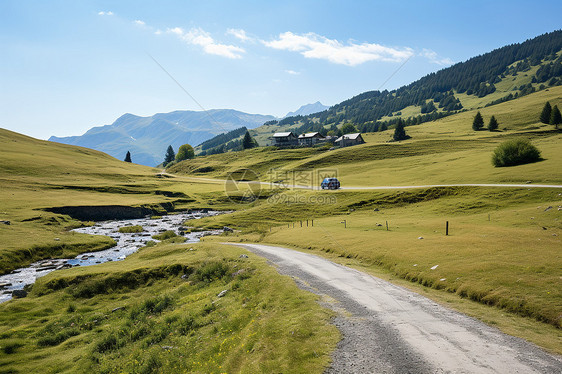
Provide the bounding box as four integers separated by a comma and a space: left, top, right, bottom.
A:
0, 210, 226, 303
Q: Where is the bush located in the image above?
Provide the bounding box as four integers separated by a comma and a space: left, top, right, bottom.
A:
492, 139, 541, 167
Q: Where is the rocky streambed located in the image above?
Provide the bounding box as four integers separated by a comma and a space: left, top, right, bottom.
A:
0, 210, 226, 303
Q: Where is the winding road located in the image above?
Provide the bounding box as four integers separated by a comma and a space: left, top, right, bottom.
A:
228, 243, 562, 373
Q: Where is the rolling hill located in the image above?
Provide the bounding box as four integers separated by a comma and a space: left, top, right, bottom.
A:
196, 30, 562, 154
49, 109, 275, 166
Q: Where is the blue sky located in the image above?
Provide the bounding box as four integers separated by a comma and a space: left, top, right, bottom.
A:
1, 0, 561, 140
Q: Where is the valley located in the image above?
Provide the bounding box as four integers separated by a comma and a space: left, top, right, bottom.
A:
1, 28, 562, 373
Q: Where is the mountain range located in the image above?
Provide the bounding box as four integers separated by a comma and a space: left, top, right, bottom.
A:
284, 101, 329, 118
49, 109, 275, 166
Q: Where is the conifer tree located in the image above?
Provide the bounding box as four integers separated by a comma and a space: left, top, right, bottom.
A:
393, 119, 409, 141
550, 105, 562, 128
488, 115, 499, 131
540, 101, 552, 124
472, 111, 484, 131
163, 145, 175, 166
124, 151, 132, 163
242, 131, 257, 149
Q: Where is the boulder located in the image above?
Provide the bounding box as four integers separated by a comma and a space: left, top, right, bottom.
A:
223, 226, 234, 232
12, 289, 27, 298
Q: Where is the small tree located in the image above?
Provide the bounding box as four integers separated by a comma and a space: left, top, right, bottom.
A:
175, 144, 194, 162
393, 119, 409, 141
472, 111, 484, 131
341, 123, 358, 135
124, 151, 132, 163
549, 105, 562, 129
163, 145, 175, 167
540, 101, 552, 124
488, 115, 499, 131
242, 131, 257, 149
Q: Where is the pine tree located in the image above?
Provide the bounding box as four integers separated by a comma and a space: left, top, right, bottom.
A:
163, 145, 175, 166
472, 111, 484, 131
242, 131, 257, 149
124, 151, 132, 163
393, 120, 409, 141
488, 115, 499, 131
550, 105, 562, 128
540, 101, 552, 124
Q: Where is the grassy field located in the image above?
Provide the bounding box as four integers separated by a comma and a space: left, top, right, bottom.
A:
0, 241, 338, 373
165, 87, 562, 353
171, 86, 562, 187
0, 82, 561, 370
193, 186, 562, 352
0, 129, 245, 273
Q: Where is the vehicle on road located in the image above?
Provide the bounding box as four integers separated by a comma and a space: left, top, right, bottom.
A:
321, 177, 340, 190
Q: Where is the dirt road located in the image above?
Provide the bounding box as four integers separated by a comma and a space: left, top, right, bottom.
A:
228, 243, 562, 373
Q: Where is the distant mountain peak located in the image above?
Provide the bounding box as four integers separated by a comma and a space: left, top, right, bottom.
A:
284, 102, 329, 118
49, 109, 275, 166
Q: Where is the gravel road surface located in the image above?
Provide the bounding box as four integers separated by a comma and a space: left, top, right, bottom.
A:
228, 243, 562, 373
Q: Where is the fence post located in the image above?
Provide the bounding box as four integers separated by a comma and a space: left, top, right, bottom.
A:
386, 221, 389, 231
446, 221, 449, 236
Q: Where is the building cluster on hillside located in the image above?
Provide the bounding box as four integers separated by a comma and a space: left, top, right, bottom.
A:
272, 132, 365, 148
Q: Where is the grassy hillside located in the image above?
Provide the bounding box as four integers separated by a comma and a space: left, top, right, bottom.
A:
194, 32, 562, 152
0, 241, 337, 373
171, 85, 562, 186
168, 88, 562, 353
0, 129, 239, 273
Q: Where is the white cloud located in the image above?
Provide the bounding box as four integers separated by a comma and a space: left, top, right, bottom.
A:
98, 11, 114, 16
154, 29, 162, 35
227, 28, 251, 42
421, 49, 454, 66
264, 32, 413, 66
285, 69, 300, 75
134, 20, 146, 26
167, 27, 245, 59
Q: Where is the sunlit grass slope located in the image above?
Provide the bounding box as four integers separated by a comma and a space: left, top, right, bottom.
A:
171, 86, 562, 186
0, 129, 234, 273
0, 242, 337, 373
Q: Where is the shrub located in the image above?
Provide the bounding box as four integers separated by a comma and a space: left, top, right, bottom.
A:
492, 139, 541, 167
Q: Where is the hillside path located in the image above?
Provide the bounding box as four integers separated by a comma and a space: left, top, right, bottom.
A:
227, 243, 562, 374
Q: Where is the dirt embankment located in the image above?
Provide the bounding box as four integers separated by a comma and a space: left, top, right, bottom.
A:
43, 203, 176, 221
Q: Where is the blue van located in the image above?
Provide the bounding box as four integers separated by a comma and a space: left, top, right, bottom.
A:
321, 177, 340, 190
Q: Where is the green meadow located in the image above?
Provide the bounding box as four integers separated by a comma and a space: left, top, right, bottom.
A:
0, 242, 337, 373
